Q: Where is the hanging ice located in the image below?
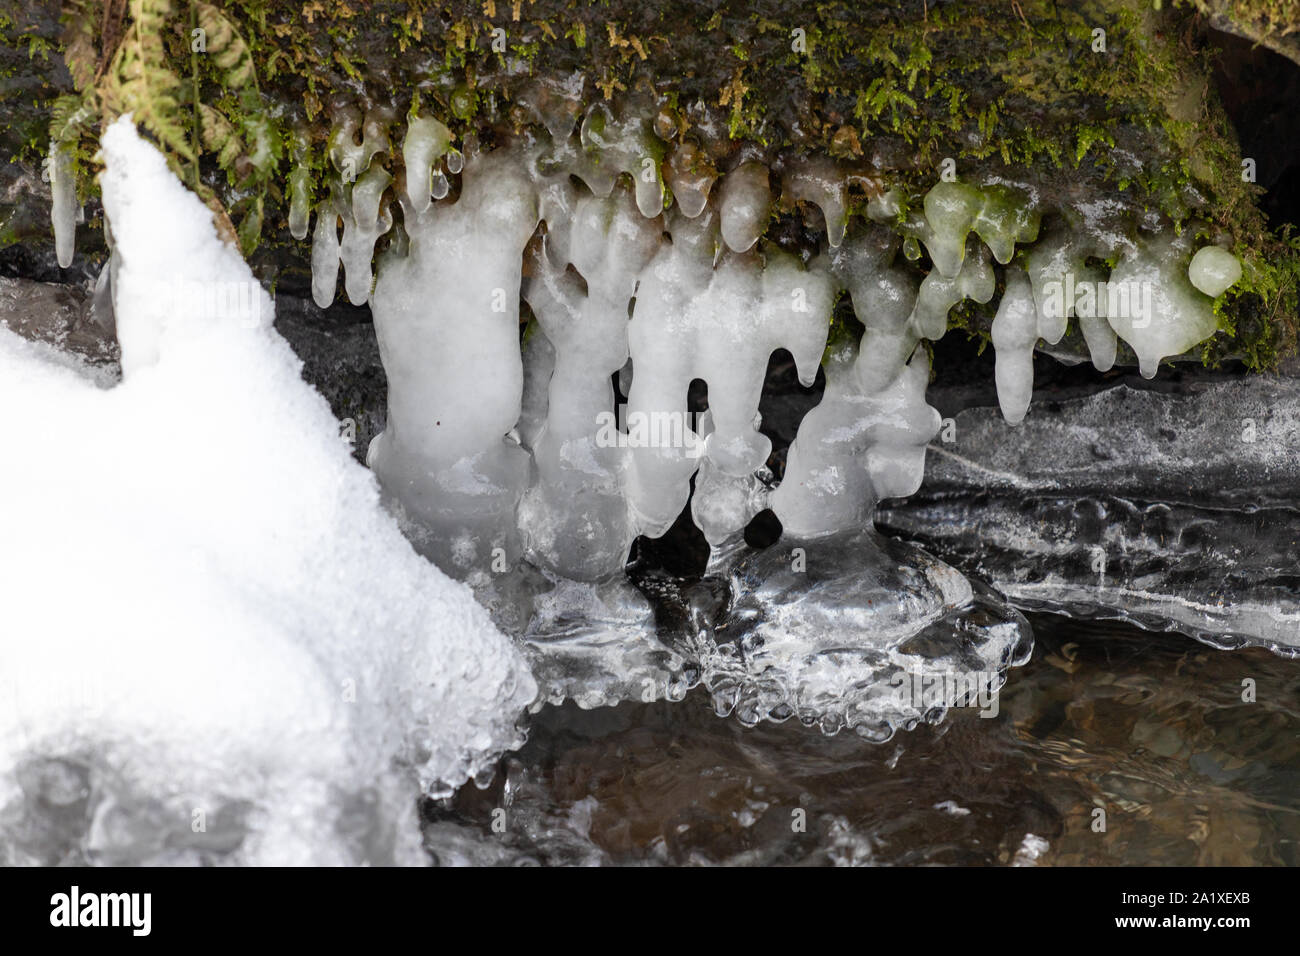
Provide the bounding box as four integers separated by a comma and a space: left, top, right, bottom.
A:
296, 98, 1234, 728
49, 141, 78, 269
36, 94, 1232, 741
367, 147, 540, 575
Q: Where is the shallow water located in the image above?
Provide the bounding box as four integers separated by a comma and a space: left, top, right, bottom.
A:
425, 614, 1300, 866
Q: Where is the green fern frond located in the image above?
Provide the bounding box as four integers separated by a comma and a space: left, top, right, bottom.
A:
101, 0, 195, 165
58, 0, 100, 92
196, 2, 256, 90
199, 103, 242, 170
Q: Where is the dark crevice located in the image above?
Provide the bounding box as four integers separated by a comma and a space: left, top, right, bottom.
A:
1211, 29, 1300, 231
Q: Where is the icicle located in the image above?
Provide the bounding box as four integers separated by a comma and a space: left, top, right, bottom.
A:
624, 203, 834, 544
907, 238, 994, 341
367, 148, 540, 574
339, 165, 393, 305
1107, 234, 1218, 379
310, 202, 341, 308
917, 181, 983, 277
784, 156, 849, 248
401, 114, 452, 215
518, 188, 661, 579
574, 103, 663, 217
1072, 260, 1119, 372
515, 75, 586, 140
1026, 230, 1081, 345
990, 266, 1038, 424
717, 161, 771, 253
771, 347, 939, 538
689, 246, 835, 545
827, 227, 916, 394
288, 164, 312, 240
328, 105, 393, 179
972, 184, 1039, 263
49, 142, 78, 268
663, 142, 717, 218
911, 182, 1037, 279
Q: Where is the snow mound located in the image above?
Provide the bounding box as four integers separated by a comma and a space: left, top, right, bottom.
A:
0, 118, 536, 865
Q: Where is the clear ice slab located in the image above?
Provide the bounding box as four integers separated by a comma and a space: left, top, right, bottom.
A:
623, 530, 1033, 739
880, 494, 1300, 657
879, 376, 1300, 655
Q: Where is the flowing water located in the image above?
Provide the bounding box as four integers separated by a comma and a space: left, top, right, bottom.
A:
425, 614, 1300, 866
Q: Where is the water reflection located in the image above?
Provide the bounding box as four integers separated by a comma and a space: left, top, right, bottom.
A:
426, 614, 1300, 866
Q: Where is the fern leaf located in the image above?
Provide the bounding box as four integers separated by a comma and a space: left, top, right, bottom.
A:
196, 2, 256, 90
199, 103, 242, 169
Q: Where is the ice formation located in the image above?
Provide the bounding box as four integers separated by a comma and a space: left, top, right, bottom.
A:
48, 141, 78, 269
684, 530, 1033, 736
878, 377, 1300, 656
3, 118, 536, 865
284, 95, 1242, 729
36, 95, 1246, 743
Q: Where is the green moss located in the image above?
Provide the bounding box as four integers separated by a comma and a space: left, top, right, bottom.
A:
3, 0, 1297, 366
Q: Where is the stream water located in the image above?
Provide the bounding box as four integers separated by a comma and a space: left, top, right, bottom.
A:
425, 614, 1300, 866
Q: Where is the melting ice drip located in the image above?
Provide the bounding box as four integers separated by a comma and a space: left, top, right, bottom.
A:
281, 95, 1241, 736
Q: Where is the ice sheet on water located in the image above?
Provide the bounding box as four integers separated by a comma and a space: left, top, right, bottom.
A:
879, 376, 1300, 654
0, 119, 536, 866
468, 523, 1032, 739
880, 494, 1300, 657
658, 530, 1032, 738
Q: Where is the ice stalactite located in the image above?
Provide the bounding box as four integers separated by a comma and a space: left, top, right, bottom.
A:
367, 146, 539, 574
717, 160, 771, 253
630, 212, 835, 547
293, 96, 1242, 732
991, 267, 1041, 424
48, 142, 78, 269
310, 200, 342, 308
771, 228, 939, 536
338, 165, 393, 305
783, 156, 858, 248
287, 129, 314, 242
906, 182, 1040, 279
520, 188, 658, 581
1107, 233, 1220, 379
664, 141, 718, 219
1026, 229, 1118, 371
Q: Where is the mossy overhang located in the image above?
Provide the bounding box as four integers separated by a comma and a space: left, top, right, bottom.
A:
2, 0, 1297, 367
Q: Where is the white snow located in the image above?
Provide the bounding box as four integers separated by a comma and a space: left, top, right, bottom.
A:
1, 118, 536, 865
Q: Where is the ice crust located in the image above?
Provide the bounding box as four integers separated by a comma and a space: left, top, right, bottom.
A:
3, 119, 536, 865
878, 377, 1300, 655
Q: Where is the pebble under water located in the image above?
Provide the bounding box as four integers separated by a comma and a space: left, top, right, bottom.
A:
425, 614, 1300, 867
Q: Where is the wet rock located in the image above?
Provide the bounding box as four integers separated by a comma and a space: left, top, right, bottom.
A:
272, 294, 386, 464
